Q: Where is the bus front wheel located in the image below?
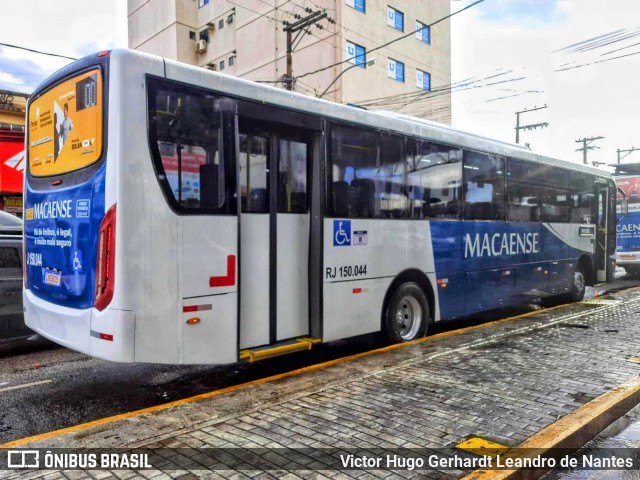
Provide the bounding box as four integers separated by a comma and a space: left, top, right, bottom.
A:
384, 282, 429, 342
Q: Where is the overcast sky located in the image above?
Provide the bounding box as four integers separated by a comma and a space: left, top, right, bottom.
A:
450, 0, 640, 169
1, 0, 639, 170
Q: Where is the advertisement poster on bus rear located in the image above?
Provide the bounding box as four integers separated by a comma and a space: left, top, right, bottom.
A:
28, 69, 103, 177
616, 175, 640, 250
616, 175, 640, 209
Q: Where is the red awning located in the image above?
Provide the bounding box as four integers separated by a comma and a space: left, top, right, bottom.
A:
0, 132, 25, 194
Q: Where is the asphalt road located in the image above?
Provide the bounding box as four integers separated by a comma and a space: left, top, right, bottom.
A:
0, 271, 638, 446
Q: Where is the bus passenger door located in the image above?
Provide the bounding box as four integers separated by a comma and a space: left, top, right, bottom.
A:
595, 183, 612, 282
238, 126, 312, 348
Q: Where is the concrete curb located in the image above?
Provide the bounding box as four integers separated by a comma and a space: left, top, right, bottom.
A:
462, 374, 640, 480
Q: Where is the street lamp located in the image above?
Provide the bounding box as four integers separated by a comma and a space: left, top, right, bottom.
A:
318, 58, 376, 99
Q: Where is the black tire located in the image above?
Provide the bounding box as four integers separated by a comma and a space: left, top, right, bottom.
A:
568, 264, 586, 302
384, 282, 429, 342
624, 265, 640, 276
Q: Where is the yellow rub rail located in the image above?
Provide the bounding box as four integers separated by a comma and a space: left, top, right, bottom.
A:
239, 337, 322, 363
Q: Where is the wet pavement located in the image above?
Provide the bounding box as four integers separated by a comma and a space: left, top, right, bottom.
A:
3, 281, 640, 478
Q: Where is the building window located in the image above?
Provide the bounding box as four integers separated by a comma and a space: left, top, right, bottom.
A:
345, 41, 366, 68
345, 0, 365, 13
219, 60, 225, 70
229, 56, 236, 66
387, 6, 404, 32
198, 0, 209, 7
199, 30, 209, 42
189, 31, 196, 40
416, 21, 430, 44
388, 59, 404, 82
219, 19, 224, 29
416, 69, 431, 91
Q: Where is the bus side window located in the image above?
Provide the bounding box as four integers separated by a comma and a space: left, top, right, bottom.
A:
239, 134, 269, 213
329, 125, 377, 218
406, 139, 462, 219
507, 158, 542, 223
463, 151, 505, 221
540, 164, 570, 223
569, 173, 594, 223
378, 133, 406, 218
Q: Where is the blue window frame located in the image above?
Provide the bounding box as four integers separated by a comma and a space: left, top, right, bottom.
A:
198, 0, 209, 7
346, 0, 365, 13
416, 21, 430, 44
346, 41, 367, 68
388, 59, 405, 82
416, 69, 431, 91
387, 7, 404, 32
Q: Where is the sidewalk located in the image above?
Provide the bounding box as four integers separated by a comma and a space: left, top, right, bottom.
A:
5, 288, 640, 479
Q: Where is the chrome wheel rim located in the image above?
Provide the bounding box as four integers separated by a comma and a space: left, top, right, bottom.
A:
394, 295, 422, 340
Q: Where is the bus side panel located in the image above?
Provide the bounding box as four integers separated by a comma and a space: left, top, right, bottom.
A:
109, 50, 182, 363
180, 216, 237, 364
428, 221, 465, 319
542, 223, 594, 258
322, 219, 434, 342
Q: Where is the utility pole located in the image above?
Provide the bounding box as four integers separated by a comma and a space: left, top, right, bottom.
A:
515, 105, 548, 144
575, 136, 604, 165
282, 9, 329, 91
617, 146, 640, 164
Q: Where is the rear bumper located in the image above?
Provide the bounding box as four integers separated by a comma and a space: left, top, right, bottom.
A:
615, 253, 640, 266
24, 289, 135, 362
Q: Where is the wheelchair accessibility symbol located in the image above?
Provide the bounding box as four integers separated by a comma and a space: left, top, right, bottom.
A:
72, 250, 83, 272
333, 220, 351, 246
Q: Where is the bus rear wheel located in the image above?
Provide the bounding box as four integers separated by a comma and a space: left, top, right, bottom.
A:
624, 265, 640, 276
568, 265, 586, 302
384, 282, 429, 342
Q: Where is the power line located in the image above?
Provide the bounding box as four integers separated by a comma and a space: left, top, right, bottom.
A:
295, 0, 484, 81
0, 42, 76, 61
555, 27, 640, 55
358, 70, 528, 110
287, 0, 452, 79
232, 0, 458, 94
356, 68, 516, 107
555, 49, 640, 72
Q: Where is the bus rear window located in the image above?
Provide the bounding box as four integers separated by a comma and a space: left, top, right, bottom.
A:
28, 69, 103, 177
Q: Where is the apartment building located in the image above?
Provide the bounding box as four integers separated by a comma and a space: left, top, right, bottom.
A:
128, 0, 451, 123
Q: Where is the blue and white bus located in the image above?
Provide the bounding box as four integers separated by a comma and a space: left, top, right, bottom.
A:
23, 49, 616, 365
613, 163, 640, 274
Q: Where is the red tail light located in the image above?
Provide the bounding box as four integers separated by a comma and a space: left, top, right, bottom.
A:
95, 205, 116, 311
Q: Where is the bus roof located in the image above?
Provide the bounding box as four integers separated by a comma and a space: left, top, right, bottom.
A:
611, 163, 640, 176
46, 49, 612, 181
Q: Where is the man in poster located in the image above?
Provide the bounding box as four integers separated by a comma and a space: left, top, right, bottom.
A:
61, 102, 73, 144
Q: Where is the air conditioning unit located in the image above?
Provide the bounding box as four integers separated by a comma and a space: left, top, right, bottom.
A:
195, 39, 208, 54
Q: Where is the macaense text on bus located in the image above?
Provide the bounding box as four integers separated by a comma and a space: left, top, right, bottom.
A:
464, 232, 539, 258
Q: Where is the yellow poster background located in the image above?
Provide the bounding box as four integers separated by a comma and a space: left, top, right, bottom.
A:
28, 69, 103, 177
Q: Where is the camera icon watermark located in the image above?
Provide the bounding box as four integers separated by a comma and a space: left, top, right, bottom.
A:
7, 450, 40, 468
